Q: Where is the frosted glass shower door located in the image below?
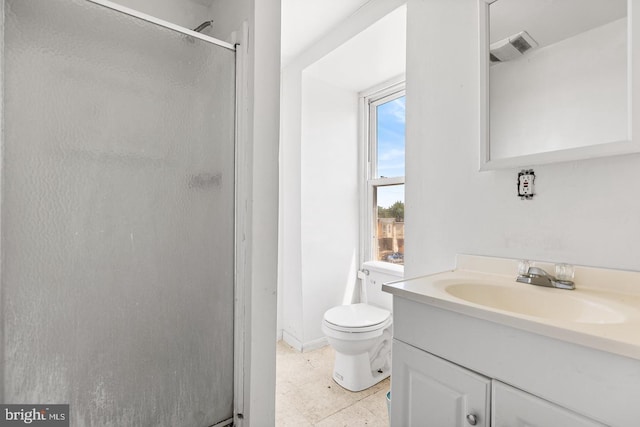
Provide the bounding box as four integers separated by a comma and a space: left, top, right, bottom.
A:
2, 1, 236, 426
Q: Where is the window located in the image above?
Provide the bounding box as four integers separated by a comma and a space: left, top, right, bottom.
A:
363, 83, 405, 265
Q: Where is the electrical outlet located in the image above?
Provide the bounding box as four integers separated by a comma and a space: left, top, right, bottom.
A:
518, 169, 535, 199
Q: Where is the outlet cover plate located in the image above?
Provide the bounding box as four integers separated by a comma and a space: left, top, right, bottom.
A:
518, 169, 535, 199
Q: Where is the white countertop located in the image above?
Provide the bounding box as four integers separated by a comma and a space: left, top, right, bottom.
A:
383, 255, 640, 361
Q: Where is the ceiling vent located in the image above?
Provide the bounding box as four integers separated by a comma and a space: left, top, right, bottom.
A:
490, 31, 538, 63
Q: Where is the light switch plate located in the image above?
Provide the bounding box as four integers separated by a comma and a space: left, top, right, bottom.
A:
518, 169, 535, 199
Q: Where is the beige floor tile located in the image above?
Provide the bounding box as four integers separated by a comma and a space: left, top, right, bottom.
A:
358, 388, 391, 420
314, 403, 388, 427
276, 391, 315, 427
276, 340, 390, 426
281, 373, 360, 423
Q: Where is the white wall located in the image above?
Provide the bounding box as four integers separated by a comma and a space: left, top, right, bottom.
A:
280, 73, 360, 351
206, 0, 249, 44
405, 0, 640, 281
109, 0, 211, 29
300, 74, 360, 346
280, 66, 304, 344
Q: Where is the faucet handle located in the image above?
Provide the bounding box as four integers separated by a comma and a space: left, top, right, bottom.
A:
517, 260, 531, 276
555, 263, 575, 282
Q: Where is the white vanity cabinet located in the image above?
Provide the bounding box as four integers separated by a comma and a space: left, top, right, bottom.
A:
491, 381, 606, 427
391, 338, 605, 427
386, 295, 640, 426
391, 339, 491, 427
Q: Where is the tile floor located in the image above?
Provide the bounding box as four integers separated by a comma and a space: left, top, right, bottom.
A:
275, 340, 390, 426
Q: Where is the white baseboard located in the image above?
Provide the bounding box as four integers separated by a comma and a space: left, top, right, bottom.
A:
301, 336, 328, 352
282, 330, 303, 352
282, 331, 328, 353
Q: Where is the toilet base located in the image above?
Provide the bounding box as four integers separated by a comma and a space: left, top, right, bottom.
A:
331, 339, 391, 392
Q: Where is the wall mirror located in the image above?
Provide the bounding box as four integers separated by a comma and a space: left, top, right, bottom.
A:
480, 0, 639, 170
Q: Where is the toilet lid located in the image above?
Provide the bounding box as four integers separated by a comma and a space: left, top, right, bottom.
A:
324, 303, 391, 329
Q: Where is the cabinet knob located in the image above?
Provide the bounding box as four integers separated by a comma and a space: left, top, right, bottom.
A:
466, 414, 478, 425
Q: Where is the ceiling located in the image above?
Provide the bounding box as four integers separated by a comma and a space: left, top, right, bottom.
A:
281, 0, 372, 65
304, 4, 406, 92
280, 1, 407, 93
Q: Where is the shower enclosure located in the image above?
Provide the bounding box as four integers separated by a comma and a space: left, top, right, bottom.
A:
1, 0, 236, 425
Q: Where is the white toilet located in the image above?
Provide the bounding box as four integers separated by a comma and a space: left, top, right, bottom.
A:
321, 263, 399, 392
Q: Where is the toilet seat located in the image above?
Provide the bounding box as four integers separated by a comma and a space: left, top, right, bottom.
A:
323, 303, 391, 333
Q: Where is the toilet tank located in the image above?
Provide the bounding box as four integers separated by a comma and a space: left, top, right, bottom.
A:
362, 261, 403, 312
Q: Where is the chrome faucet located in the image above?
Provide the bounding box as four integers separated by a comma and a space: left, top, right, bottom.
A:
516, 265, 575, 290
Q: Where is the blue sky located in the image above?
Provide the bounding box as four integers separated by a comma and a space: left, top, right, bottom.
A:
376, 96, 405, 208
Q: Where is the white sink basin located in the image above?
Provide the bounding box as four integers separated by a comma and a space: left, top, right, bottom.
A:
444, 282, 627, 324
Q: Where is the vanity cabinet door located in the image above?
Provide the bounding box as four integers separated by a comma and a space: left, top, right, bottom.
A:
390, 339, 491, 427
492, 381, 607, 427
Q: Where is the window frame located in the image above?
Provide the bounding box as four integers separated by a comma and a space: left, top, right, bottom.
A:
359, 80, 406, 266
